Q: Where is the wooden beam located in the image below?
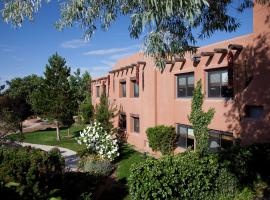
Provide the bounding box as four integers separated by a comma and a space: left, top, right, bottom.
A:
165, 60, 175, 65
137, 61, 146, 65
214, 48, 228, 54
228, 44, 243, 50
175, 58, 186, 62
201, 52, 214, 57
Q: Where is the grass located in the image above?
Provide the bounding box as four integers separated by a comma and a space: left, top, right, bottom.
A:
7, 124, 85, 152
116, 145, 146, 181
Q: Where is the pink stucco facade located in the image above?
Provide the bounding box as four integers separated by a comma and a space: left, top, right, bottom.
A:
91, 4, 270, 155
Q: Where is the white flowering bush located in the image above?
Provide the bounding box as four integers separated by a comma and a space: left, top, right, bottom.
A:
77, 121, 119, 161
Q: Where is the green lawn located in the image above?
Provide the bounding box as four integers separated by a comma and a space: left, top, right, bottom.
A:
7, 124, 86, 152
116, 145, 146, 181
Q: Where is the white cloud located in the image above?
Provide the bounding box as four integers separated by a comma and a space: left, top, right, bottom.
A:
109, 52, 135, 60
101, 60, 115, 67
61, 39, 89, 49
92, 66, 112, 71
83, 44, 139, 56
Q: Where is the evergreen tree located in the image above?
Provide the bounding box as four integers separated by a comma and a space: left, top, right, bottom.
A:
189, 80, 215, 154
94, 92, 115, 134
79, 95, 94, 124
31, 53, 76, 141
69, 68, 92, 116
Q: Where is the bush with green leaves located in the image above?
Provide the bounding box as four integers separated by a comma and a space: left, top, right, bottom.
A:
79, 154, 114, 176
128, 151, 238, 200
146, 125, 176, 155
0, 147, 64, 199
219, 143, 270, 186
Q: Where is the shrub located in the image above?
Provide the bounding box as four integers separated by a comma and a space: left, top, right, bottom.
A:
219, 143, 270, 185
128, 151, 238, 200
146, 125, 176, 155
79, 154, 114, 176
0, 147, 64, 199
76, 121, 119, 161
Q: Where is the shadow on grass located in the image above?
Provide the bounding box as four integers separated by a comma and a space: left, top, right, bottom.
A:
115, 145, 139, 163
62, 172, 104, 200
97, 177, 129, 200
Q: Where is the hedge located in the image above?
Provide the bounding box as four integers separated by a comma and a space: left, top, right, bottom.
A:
128, 151, 237, 200
146, 125, 176, 155
0, 147, 65, 199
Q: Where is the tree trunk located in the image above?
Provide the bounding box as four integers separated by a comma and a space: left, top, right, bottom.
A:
67, 128, 70, 137
56, 121, 61, 141
19, 122, 23, 135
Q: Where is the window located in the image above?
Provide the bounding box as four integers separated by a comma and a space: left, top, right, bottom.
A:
131, 80, 139, 97
208, 69, 233, 98
176, 73, 194, 97
209, 130, 233, 150
131, 116, 140, 133
119, 113, 127, 130
120, 81, 126, 97
245, 105, 264, 119
96, 86, 100, 97
103, 85, 106, 95
176, 124, 233, 150
176, 124, 194, 149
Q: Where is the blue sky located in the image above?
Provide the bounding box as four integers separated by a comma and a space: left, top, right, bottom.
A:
0, 1, 252, 85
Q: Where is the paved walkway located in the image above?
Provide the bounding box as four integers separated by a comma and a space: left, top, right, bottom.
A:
18, 142, 79, 171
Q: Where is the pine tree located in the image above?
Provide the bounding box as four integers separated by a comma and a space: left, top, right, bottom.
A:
94, 92, 115, 134
31, 53, 76, 141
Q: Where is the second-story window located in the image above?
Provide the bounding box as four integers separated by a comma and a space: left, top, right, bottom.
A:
96, 86, 100, 98
176, 73, 194, 98
208, 69, 233, 98
131, 79, 139, 98
120, 81, 126, 97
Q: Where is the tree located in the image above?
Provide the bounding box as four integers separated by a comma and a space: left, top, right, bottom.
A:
0, 96, 32, 136
69, 68, 92, 114
79, 95, 94, 124
31, 53, 76, 141
94, 93, 115, 134
5, 75, 43, 104
1, 0, 267, 69
188, 80, 215, 154
0, 85, 5, 96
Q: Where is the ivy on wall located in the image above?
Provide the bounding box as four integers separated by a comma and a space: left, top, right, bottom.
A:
189, 80, 215, 154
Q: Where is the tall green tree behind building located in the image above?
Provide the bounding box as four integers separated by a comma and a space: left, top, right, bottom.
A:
95, 93, 115, 134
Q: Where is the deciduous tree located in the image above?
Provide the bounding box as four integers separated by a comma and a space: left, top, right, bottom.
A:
1, 0, 267, 69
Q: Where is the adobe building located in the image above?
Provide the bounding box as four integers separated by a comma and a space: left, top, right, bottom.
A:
91, 3, 270, 155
